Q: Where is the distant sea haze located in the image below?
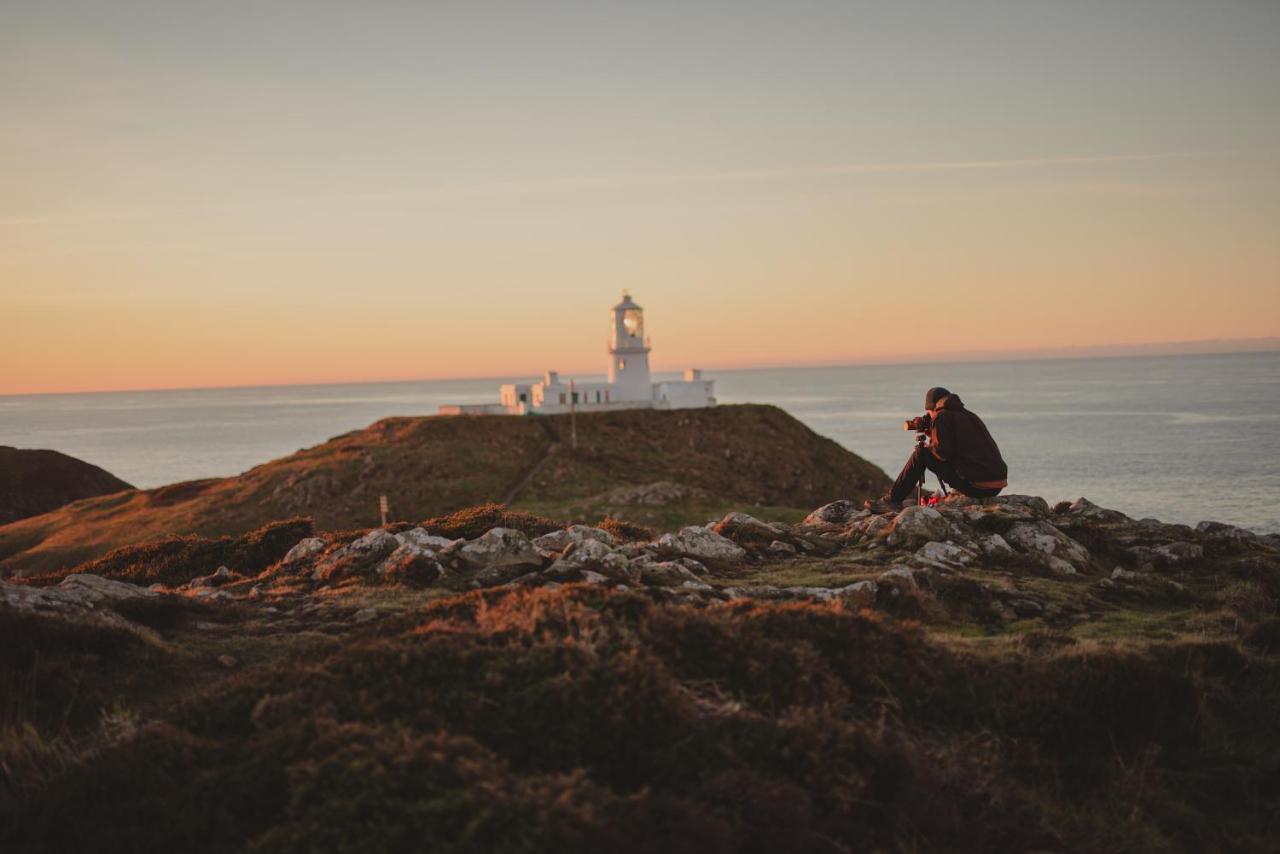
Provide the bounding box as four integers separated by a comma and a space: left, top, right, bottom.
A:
2, 352, 1277, 534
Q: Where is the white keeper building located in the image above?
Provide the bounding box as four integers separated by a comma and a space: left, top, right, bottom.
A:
439, 292, 716, 416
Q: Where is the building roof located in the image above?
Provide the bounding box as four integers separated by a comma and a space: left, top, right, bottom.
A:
613, 291, 642, 312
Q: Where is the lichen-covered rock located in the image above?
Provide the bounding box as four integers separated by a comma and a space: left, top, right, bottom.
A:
913, 541, 977, 571
1126, 541, 1204, 568
884, 506, 952, 546
979, 534, 1015, 558
545, 539, 633, 582
653, 526, 747, 565
800, 500, 860, 529
637, 560, 705, 588
312, 529, 401, 582
712, 512, 785, 545
839, 579, 878, 607
189, 566, 239, 589
532, 525, 616, 552
282, 537, 326, 564
57, 573, 157, 604
458, 528, 543, 571
396, 528, 461, 553
1, 575, 160, 640
376, 543, 445, 586
1004, 522, 1091, 573
1066, 497, 1131, 523
767, 540, 798, 557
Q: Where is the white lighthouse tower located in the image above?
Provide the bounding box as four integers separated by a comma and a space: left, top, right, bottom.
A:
608, 291, 652, 401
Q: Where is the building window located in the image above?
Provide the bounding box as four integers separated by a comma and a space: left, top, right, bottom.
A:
559, 392, 566, 404
572, 392, 579, 404
595, 391, 601, 402
519, 393, 527, 403
605, 390, 610, 402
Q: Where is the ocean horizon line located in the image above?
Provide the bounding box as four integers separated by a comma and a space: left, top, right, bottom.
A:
4, 337, 1277, 400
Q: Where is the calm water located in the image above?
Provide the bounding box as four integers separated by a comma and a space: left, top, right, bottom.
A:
2, 352, 1278, 533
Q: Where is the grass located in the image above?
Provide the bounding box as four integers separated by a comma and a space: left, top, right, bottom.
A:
2, 583, 1276, 853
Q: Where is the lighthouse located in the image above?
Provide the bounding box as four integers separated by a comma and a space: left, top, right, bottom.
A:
439, 291, 716, 415
608, 292, 653, 401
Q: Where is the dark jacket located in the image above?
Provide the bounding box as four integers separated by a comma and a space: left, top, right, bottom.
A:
929, 395, 1008, 488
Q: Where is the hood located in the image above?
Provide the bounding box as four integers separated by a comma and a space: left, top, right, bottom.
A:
938, 394, 965, 410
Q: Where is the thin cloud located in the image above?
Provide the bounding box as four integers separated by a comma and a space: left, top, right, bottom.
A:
0, 149, 1225, 226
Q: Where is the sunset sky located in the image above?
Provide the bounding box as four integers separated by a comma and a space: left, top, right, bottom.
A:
3, 0, 1278, 394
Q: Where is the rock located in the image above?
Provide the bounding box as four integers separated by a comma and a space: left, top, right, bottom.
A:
545, 539, 633, 582
282, 537, 326, 564
458, 528, 543, 571
712, 512, 784, 544
863, 515, 892, 538
1195, 520, 1251, 537
979, 534, 1015, 558
878, 566, 922, 588
839, 580, 878, 607
913, 541, 977, 571
1125, 541, 1204, 569
396, 528, 460, 552
376, 543, 445, 586
352, 607, 378, 623
217, 655, 238, 668
473, 563, 532, 588
1005, 522, 1091, 571
767, 540, 797, 557
996, 495, 1052, 516
312, 529, 402, 582
800, 500, 860, 529
637, 560, 704, 588
884, 506, 952, 546
653, 526, 747, 565
1154, 542, 1203, 563
1067, 497, 1131, 523
57, 573, 158, 603
1111, 567, 1143, 581
190, 566, 238, 589
532, 525, 617, 552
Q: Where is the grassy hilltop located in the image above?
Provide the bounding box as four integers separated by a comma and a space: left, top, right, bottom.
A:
0, 405, 889, 578
0, 446, 133, 526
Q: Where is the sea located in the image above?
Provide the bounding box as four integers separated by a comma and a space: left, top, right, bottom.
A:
2, 351, 1278, 534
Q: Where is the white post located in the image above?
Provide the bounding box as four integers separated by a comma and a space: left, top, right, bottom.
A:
379, 495, 389, 527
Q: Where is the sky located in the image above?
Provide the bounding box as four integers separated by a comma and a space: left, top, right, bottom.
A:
2, 0, 1278, 394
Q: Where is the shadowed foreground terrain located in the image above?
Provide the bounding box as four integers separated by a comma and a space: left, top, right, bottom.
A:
3, 493, 1278, 852
0, 446, 133, 526
0, 405, 888, 577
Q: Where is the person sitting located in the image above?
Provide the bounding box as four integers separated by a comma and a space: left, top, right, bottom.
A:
885, 386, 1008, 507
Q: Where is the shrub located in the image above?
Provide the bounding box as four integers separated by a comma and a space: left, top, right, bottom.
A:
33, 518, 315, 587
596, 517, 655, 543
420, 503, 564, 540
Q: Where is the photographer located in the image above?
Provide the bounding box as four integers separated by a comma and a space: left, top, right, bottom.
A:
884, 386, 1008, 507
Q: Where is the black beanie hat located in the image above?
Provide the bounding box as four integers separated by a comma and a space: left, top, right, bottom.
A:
925, 387, 951, 409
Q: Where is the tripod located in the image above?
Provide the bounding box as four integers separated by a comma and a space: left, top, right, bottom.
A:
914, 432, 949, 506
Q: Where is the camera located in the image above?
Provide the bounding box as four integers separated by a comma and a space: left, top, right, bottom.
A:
903, 413, 932, 433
